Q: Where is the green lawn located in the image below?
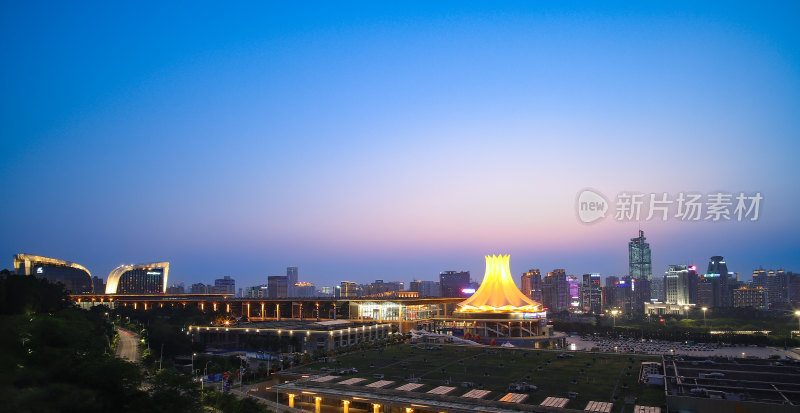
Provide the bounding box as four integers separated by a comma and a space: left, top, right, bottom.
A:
296, 344, 666, 409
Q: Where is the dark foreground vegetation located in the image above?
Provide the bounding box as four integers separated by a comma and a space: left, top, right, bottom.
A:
0, 270, 269, 413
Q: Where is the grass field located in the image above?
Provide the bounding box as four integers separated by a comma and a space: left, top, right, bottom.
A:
296, 344, 666, 409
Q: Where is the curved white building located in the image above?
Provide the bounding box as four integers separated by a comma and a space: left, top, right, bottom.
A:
106, 262, 169, 294
13, 253, 94, 294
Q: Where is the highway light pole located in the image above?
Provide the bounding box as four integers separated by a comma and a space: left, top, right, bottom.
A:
702, 307, 708, 328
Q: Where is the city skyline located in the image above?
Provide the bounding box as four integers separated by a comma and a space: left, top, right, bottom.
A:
2, 3, 799, 289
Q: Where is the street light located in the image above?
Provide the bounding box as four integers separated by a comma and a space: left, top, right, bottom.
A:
794, 311, 800, 337
611, 310, 619, 328
683, 306, 689, 317
702, 307, 708, 328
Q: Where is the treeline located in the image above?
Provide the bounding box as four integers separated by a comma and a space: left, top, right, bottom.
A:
0, 272, 268, 413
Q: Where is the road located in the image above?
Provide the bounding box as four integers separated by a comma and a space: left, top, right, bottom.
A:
116, 328, 140, 362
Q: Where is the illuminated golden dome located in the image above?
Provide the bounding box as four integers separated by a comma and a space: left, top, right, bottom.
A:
457, 255, 541, 313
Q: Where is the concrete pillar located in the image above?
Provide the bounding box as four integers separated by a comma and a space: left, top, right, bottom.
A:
373, 403, 381, 413
343, 400, 350, 413
276, 304, 280, 321
288, 394, 295, 408
315, 396, 322, 413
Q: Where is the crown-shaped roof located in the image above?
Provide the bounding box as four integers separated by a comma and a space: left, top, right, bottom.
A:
457, 255, 541, 312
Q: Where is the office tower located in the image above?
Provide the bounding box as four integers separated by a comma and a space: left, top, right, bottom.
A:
733, 286, 768, 309
268, 276, 288, 299
542, 269, 570, 312
581, 273, 603, 314
687, 265, 699, 305
650, 274, 665, 302
629, 230, 652, 280
521, 269, 542, 303
287, 266, 298, 297
665, 265, 690, 305
92, 276, 106, 295
520, 272, 533, 299
340, 281, 357, 298
697, 256, 731, 307
319, 286, 333, 297
602, 277, 634, 312
439, 270, 470, 298
568, 275, 581, 312
603, 276, 619, 309
410, 280, 421, 294
189, 283, 208, 294
214, 276, 236, 295
106, 262, 169, 294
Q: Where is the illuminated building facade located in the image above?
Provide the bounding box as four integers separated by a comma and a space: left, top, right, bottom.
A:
581, 273, 603, 314
665, 265, 690, 305
339, 281, 357, 298
733, 286, 768, 309
14, 253, 93, 294
106, 262, 169, 294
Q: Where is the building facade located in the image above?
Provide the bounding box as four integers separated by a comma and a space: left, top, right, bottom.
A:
733, 286, 768, 309
268, 276, 288, 299
14, 253, 94, 294
106, 262, 169, 294
439, 271, 470, 298
542, 269, 570, 312
665, 265, 690, 305
581, 273, 603, 314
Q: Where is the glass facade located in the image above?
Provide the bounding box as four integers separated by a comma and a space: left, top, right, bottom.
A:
117, 269, 164, 294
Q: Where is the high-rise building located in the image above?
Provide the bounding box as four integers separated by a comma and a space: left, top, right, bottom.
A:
340, 281, 357, 298
650, 274, 665, 302
520, 272, 533, 299
14, 253, 94, 294
410, 280, 440, 297
542, 269, 570, 312
568, 275, 581, 312
245, 284, 268, 298
697, 256, 731, 307
286, 266, 298, 297
92, 276, 106, 295
294, 282, 315, 297
664, 265, 690, 305
189, 283, 208, 294
687, 265, 700, 305
521, 269, 542, 303
439, 271, 470, 298
733, 286, 768, 309
629, 230, 652, 281
214, 276, 236, 295
268, 276, 288, 299
166, 282, 185, 294
106, 262, 169, 294
581, 273, 603, 314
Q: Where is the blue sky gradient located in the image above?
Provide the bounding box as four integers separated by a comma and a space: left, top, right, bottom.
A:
2, 2, 799, 288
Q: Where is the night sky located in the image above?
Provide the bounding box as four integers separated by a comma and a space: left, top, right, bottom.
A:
2, 2, 799, 289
